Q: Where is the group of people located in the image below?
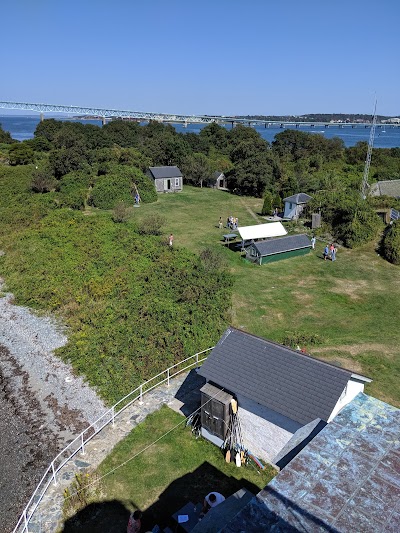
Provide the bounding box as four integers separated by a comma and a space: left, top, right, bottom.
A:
324, 243, 337, 261
225, 216, 238, 230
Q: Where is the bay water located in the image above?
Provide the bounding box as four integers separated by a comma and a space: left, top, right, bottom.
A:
1, 115, 400, 148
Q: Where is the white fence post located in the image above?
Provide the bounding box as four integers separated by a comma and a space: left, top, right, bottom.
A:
51, 461, 57, 486
23, 509, 29, 532
111, 406, 115, 427
167, 368, 170, 387
139, 385, 143, 405
81, 433, 85, 455
196, 352, 199, 366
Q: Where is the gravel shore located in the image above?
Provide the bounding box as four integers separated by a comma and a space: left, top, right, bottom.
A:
0, 281, 106, 532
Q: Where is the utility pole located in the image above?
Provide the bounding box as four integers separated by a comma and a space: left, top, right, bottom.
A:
361, 98, 377, 199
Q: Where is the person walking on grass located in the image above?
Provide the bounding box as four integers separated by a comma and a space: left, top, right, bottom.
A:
323, 244, 329, 261
219, 217, 223, 229
311, 236, 316, 250
169, 233, 174, 247
331, 246, 337, 261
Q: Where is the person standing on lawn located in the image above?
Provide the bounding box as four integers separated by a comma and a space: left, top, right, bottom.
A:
311, 236, 316, 250
323, 244, 329, 260
169, 234, 174, 247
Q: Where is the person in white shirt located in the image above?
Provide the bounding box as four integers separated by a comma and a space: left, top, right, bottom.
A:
202, 492, 225, 514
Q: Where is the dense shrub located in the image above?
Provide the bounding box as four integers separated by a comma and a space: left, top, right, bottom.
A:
89, 172, 133, 209
309, 191, 383, 248
0, 210, 232, 403
112, 201, 132, 223
8, 143, 35, 165
199, 248, 227, 272
282, 331, 323, 349
137, 214, 166, 235
49, 147, 90, 179
31, 166, 57, 193
90, 165, 156, 209
0, 124, 14, 144
337, 204, 383, 248
382, 221, 400, 265
56, 171, 91, 209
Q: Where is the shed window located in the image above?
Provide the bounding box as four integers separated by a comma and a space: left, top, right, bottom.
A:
175, 178, 180, 187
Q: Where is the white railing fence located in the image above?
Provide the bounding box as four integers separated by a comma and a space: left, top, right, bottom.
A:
13, 347, 213, 533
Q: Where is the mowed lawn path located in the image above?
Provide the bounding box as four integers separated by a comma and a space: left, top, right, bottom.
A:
133, 186, 400, 407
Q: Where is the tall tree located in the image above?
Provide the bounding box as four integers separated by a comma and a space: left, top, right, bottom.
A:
0, 123, 14, 144
181, 153, 213, 187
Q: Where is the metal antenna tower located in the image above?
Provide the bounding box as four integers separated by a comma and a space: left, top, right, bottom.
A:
361, 98, 378, 199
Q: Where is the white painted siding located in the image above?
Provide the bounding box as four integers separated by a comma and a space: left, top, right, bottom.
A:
328, 379, 365, 422
284, 202, 304, 219
236, 393, 301, 463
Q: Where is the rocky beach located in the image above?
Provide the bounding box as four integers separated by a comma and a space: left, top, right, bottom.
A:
0, 281, 106, 532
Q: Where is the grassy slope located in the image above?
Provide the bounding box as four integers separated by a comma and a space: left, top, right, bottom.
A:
132, 186, 400, 407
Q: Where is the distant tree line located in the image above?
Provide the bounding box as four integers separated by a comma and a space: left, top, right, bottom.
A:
237, 113, 398, 123
1, 119, 400, 250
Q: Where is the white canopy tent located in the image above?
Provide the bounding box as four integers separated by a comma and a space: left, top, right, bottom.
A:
238, 222, 287, 241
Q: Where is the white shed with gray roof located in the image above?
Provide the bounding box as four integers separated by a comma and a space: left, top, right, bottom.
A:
283, 192, 312, 219
198, 327, 371, 464
147, 166, 183, 193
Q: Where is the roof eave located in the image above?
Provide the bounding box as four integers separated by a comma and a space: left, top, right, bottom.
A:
351, 373, 372, 383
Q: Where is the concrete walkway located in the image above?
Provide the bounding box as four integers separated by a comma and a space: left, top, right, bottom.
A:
23, 370, 205, 533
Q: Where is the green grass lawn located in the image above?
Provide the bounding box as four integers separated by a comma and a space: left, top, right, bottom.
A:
63, 407, 275, 532
132, 186, 400, 407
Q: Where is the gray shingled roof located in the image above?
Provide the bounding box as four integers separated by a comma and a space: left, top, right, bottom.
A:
148, 166, 182, 179
198, 328, 353, 425
283, 193, 313, 204
251, 234, 311, 257
370, 179, 400, 198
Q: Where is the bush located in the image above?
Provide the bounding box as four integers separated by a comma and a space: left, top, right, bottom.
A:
261, 191, 273, 215
9, 143, 35, 165
112, 201, 132, 223
137, 214, 166, 235
90, 166, 157, 209
199, 248, 227, 271
31, 166, 57, 193
282, 331, 323, 349
57, 171, 91, 209
90, 172, 133, 209
382, 221, 400, 264
338, 205, 383, 248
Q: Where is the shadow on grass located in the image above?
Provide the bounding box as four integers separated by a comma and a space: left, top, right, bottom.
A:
62, 461, 261, 532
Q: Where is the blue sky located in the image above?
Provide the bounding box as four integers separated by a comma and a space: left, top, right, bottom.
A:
2, 0, 399, 116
